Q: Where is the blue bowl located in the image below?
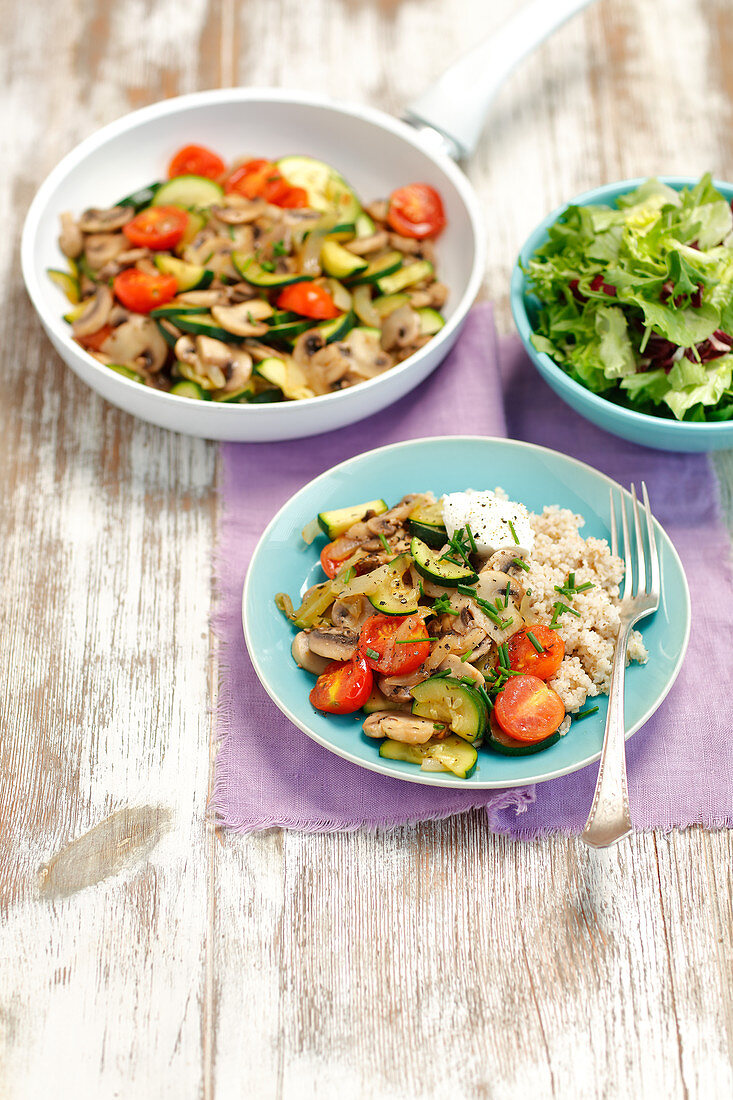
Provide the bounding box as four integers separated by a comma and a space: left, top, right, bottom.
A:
511, 176, 733, 452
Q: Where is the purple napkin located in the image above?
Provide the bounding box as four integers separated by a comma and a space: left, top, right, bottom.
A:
212, 304, 733, 834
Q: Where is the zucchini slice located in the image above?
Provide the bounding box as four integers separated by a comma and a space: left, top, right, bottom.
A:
232, 255, 313, 288
47, 268, 80, 304
260, 316, 313, 345
170, 380, 211, 400
411, 677, 487, 744
321, 241, 368, 279
108, 363, 145, 383
276, 155, 362, 222
153, 174, 223, 208
408, 498, 447, 549
368, 553, 420, 615
169, 312, 240, 341
355, 211, 376, 238
487, 712, 562, 756
316, 310, 355, 343
417, 307, 445, 336
212, 384, 255, 403
175, 210, 207, 253
154, 254, 213, 291
410, 537, 477, 587
376, 259, 434, 296
317, 499, 388, 540
379, 734, 477, 779
254, 356, 314, 401
371, 292, 410, 317
362, 686, 397, 716
348, 251, 403, 287
115, 181, 160, 212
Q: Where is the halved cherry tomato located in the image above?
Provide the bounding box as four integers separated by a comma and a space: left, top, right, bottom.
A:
113, 268, 178, 314
358, 614, 431, 676
225, 160, 308, 208
123, 205, 189, 251
493, 674, 565, 743
320, 538, 358, 579
77, 324, 114, 352
507, 625, 565, 681
277, 283, 340, 320
387, 183, 446, 239
309, 655, 373, 714
168, 143, 226, 181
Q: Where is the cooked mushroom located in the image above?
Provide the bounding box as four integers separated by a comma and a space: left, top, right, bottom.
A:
175, 334, 252, 391
58, 212, 83, 259
439, 653, 485, 687
291, 632, 331, 675
378, 669, 427, 703
483, 548, 529, 576
428, 282, 448, 308
331, 595, 372, 633
301, 343, 353, 394
344, 231, 389, 255
365, 200, 389, 222
211, 201, 267, 224
388, 233, 428, 255
227, 282, 261, 304
101, 314, 168, 373
84, 233, 128, 270
78, 206, 134, 232
177, 289, 228, 308
338, 329, 393, 382
362, 712, 442, 744
211, 300, 274, 337
308, 628, 359, 661
475, 568, 526, 607
380, 304, 421, 351
72, 284, 113, 338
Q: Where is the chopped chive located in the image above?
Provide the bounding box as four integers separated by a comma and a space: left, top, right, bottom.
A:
395, 637, 431, 644
507, 519, 519, 545
574, 581, 595, 593
504, 582, 511, 608
569, 571, 575, 589
495, 597, 503, 610
431, 669, 452, 680
365, 647, 379, 660
465, 524, 478, 554
526, 631, 545, 654
378, 532, 391, 554
477, 684, 494, 711
456, 583, 477, 597
341, 567, 355, 584
273, 239, 287, 256
434, 723, 445, 732
259, 259, 276, 272
574, 705, 599, 721
512, 557, 530, 572
461, 648, 474, 662
500, 617, 514, 629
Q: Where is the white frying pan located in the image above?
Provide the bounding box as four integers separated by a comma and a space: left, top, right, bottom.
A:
21, 0, 595, 441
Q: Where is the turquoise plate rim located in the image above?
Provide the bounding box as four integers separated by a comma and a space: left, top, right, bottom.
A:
242, 436, 691, 789
510, 175, 733, 445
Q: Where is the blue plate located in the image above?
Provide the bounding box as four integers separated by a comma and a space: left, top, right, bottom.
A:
242, 436, 690, 788
511, 176, 733, 452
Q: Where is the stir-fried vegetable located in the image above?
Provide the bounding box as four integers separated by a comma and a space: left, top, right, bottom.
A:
50, 146, 449, 403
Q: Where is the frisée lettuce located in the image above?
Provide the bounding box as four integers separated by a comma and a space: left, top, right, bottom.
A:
525, 174, 733, 421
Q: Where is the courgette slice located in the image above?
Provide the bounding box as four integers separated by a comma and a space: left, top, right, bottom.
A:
154, 254, 213, 291
276, 155, 362, 222
153, 174, 223, 207
212, 384, 255, 403
355, 211, 376, 238
407, 498, 447, 549
317, 498, 388, 540
175, 210, 206, 253
63, 301, 89, 324
348, 251, 403, 287
487, 712, 562, 756
371, 292, 410, 317
410, 537, 477, 587
170, 312, 240, 341
232, 254, 313, 288
362, 687, 396, 715
108, 363, 145, 383
379, 734, 478, 779
376, 259, 434, 296
115, 182, 160, 212
411, 677, 487, 744
247, 390, 285, 403
170, 379, 211, 400
316, 310, 355, 343
417, 307, 445, 336
47, 268, 80, 304
320, 240, 368, 279
260, 316, 313, 344
150, 302, 211, 319
254, 356, 314, 401
368, 553, 420, 615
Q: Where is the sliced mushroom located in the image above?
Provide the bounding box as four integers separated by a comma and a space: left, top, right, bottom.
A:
345, 231, 389, 255
380, 304, 421, 351
79, 206, 134, 232
365, 200, 389, 223
211, 202, 267, 225
362, 712, 442, 744
101, 314, 168, 373
439, 653, 485, 687
175, 334, 252, 391
211, 300, 274, 337
331, 595, 372, 633
291, 632, 331, 676
245, 340, 287, 362
428, 282, 448, 308
339, 329, 393, 382
177, 289, 228, 308
308, 628, 358, 661
228, 282, 261, 304
58, 212, 83, 259
301, 343, 353, 394
475, 569, 526, 607
378, 668, 427, 703
484, 548, 529, 576
72, 284, 113, 338
388, 233, 428, 255
84, 233, 128, 271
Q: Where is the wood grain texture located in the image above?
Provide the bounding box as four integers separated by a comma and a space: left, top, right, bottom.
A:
0, 0, 732, 1097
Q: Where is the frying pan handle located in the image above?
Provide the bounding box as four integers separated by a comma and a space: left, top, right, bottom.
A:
402, 0, 598, 160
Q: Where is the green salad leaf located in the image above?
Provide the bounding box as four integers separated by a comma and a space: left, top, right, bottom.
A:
526, 173, 733, 421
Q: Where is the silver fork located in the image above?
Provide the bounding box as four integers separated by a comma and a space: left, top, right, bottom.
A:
580, 482, 661, 849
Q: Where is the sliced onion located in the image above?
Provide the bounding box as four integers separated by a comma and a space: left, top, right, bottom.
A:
301, 517, 321, 544
326, 279, 352, 313
353, 284, 380, 327
421, 758, 449, 772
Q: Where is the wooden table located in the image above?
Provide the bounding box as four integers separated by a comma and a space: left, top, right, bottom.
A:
2, 1, 732, 1095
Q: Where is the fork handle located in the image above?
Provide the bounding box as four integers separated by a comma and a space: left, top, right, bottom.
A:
580, 623, 633, 848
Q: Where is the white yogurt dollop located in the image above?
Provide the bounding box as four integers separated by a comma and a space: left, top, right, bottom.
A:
441, 489, 535, 557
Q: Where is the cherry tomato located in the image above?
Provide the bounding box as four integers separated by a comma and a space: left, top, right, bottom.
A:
358, 614, 431, 676
277, 283, 340, 319
225, 160, 308, 208
168, 143, 226, 181
507, 625, 565, 681
387, 183, 446, 239
320, 538, 358, 579
113, 268, 178, 314
123, 205, 189, 251
309, 655, 373, 714
78, 324, 113, 352
493, 674, 565, 743
277, 185, 309, 208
